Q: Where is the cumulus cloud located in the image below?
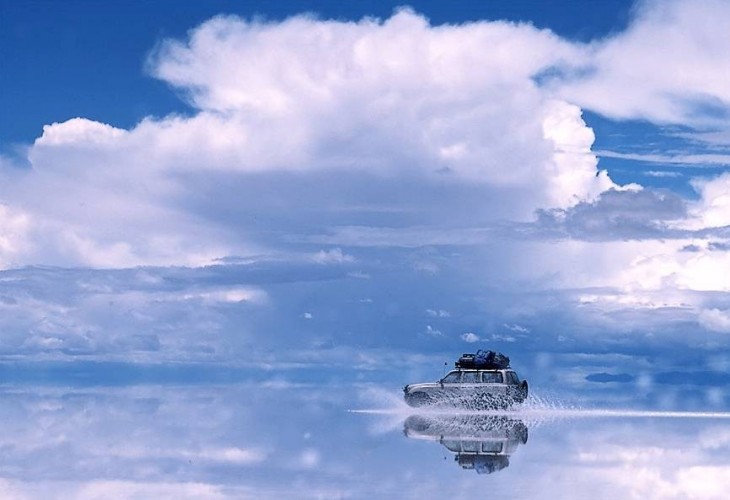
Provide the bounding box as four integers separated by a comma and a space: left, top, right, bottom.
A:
699, 309, 730, 333
0, 10, 619, 269
515, 238, 730, 294
311, 248, 355, 264
181, 286, 268, 304
685, 173, 730, 229
461, 332, 480, 343
3, 7, 728, 273
532, 188, 687, 240
148, 11, 613, 203
424, 325, 443, 337
36, 117, 127, 146
0, 204, 31, 267
504, 323, 529, 333
554, 0, 730, 128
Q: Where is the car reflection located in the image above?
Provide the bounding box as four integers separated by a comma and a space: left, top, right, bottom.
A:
403, 414, 528, 474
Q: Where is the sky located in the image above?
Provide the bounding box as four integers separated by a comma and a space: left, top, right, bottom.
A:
2, 0, 730, 385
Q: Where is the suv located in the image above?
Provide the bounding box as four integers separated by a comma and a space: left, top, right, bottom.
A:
404, 368, 528, 409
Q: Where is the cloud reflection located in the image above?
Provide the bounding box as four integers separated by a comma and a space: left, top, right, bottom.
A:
3, 381, 730, 498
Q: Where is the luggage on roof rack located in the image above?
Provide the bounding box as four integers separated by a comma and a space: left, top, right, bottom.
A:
455, 350, 510, 369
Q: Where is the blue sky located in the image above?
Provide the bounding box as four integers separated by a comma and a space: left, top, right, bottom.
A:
1, 0, 633, 145
2, 0, 730, 389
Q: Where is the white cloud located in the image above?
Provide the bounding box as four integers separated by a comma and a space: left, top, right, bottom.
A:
541, 100, 615, 207
504, 323, 529, 333
491, 333, 517, 342
36, 117, 126, 146
151, 11, 580, 115
0, 204, 31, 268
146, 9, 611, 205
645, 171, 682, 178
425, 325, 443, 337
699, 309, 730, 333
597, 150, 730, 167
181, 286, 268, 304
461, 332, 480, 343
311, 248, 355, 264
685, 173, 730, 229
195, 447, 267, 464
0, 10, 619, 269
555, 0, 730, 128
426, 308, 450, 317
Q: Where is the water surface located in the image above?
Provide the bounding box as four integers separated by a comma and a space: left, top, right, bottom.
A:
1, 377, 729, 499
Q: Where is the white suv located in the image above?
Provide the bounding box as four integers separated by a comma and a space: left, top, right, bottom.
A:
404, 368, 528, 408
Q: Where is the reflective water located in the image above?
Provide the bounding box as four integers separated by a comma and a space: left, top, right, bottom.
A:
2, 380, 730, 499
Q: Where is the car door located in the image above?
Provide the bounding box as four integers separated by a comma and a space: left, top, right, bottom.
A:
459, 370, 480, 399
479, 371, 507, 399
439, 370, 462, 398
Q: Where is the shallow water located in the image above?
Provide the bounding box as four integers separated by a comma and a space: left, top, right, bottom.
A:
1, 380, 730, 499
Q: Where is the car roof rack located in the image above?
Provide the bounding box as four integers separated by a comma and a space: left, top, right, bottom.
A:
455, 350, 511, 369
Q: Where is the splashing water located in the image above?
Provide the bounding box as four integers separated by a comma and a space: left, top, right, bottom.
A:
352, 388, 730, 432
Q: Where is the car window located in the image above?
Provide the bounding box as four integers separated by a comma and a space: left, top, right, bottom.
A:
482, 442, 503, 453
441, 440, 461, 452
482, 372, 503, 383
442, 372, 460, 383
462, 441, 479, 453
461, 371, 478, 383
